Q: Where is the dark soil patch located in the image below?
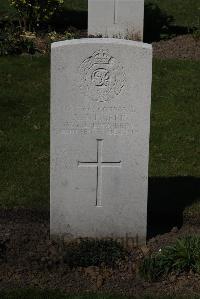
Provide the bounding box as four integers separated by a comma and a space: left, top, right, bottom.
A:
153, 34, 200, 60
0, 208, 200, 296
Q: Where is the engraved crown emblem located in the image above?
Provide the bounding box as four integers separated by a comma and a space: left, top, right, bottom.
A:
79, 49, 126, 102
93, 49, 111, 64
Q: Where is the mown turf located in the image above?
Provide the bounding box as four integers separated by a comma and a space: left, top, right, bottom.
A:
63, 0, 87, 11
0, 56, 50, 208
146, 0, 200, 28
149, 59, 200, 177
0, 289, 200, 299
0, 56, 199, 208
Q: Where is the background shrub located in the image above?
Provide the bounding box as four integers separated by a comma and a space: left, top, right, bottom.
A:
9, 0, 64, 32
0, 25, 37, 55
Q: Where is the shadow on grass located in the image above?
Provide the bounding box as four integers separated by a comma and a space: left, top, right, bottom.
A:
144, 2, 190, 42
147, 176, 200, 239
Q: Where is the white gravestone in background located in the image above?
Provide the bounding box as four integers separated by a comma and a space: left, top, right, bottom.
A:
88, 0, 144, 40
51, 39, 152, 245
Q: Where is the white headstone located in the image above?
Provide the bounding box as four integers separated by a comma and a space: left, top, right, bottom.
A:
51, 39, 152, 246
88, 0, 144, 40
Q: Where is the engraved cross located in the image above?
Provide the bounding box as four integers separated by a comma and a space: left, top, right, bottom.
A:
78, 139, 122, 207
114, 0, 118, 24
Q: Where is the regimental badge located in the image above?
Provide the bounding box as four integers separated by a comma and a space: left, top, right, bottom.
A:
79, 49, 126, 102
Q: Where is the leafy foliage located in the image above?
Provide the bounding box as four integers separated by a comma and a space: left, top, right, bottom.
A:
183, 200, 200, 225
0, 22, 36, 55
193, 28, 200, 40
140, 236, 200, 281
47, 28, 79, 42
63, 239, 127, 268
9, 0, 64, 31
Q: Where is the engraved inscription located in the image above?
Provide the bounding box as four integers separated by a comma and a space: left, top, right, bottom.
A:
59, 105, 135, 135
78, 139, 122, 207
59, 105, 135, 136
79, 49, 126, 102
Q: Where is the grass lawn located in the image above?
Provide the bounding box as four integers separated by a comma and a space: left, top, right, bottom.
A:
146, 0, 200, 28
0, 56, 50, 208
149, 59, 200, 177
63, 0, 87, 11
0, 56, 199, 208
0, 289, 200, 299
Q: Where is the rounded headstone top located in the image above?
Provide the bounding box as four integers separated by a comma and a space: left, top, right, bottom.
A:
51, 38, 152, 50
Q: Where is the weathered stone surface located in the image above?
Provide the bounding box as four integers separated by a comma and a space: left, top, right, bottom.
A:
51, 38, 152, 245
88, 0, 144, 40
